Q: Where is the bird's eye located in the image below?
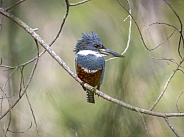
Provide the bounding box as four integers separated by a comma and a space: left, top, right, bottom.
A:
94, 44, 100, 49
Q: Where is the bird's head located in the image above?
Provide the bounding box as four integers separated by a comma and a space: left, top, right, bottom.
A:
74, 32, 124, 58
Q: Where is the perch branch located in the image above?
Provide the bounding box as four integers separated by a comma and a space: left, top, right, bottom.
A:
1, 8, 184, 118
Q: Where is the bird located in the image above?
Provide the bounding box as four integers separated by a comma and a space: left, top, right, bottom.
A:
74, 32, 124, 103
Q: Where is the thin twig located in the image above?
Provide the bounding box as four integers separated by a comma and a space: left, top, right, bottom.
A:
25, 40, 40, 137
70, 0, 90, 6
146, 29, 176, 51
116, 0, 150, 51
0, 88, 8, 137
177, 68, 184, 74
177, 35, 183, 59
7, 122, 32, 134
0, 50, 39, 120
18, 66, 25, 97
163, 0, 183, 59
0, 0, 73, 74
106, 0, 132, 61
5, 0, 26, 11
0, 0, 2, 31
149, 55, 184, 69
164, 117, 180, 137
136, 109, 150, 137
149, 59, 184, 111
2, 7, 184, 119
0, 86, 12, 136
163, 0, 183, 32
48, 0, 70, 47
5, 112, 12, 136
149, 22, 179, 31
118, 0, 132, 56
25, 94, 39, 136
0, 91, 19, 99
176, 90, 184, 113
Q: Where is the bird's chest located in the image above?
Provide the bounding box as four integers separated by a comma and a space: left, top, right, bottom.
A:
76, 63, 103, 87
75, 50, 105, 86
76, 50, 105, 71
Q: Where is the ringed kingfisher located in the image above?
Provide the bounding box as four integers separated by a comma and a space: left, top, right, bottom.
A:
74, 32, 124, 103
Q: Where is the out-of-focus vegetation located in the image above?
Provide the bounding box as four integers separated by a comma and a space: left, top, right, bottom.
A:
0, 0, 184, 136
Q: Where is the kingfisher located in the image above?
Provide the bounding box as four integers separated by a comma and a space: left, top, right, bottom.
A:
74, 32, 124, 103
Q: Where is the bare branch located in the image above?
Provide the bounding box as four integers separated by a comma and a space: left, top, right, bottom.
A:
70, 0, 90, 6
0, 0, 184, 136
149, 55, 184, 69
7, 122, 32, 134
136, 110, 150, 137
48, 0, 70, 46
178, 35, 183, 59
149, 58, 184, 111
118, 0, 132, 56
176, 90, 184, 113
116, 0, 151, 51
163, 0, 183, 31
5, 112, 12, 136
149, 21, 184, 58
25, 40, 40, 137
146, 29, 176, 51
25, 94, 39, 136
149, 22, 179, 31
106, 0, 132, 61
164, 117, 180, 137
0, 47, 39, 120
0, 14, 2, 31
0, 0, 2, 31
2, 7, 184, 119
163, 0, 183, 59
5, 0, 26, 11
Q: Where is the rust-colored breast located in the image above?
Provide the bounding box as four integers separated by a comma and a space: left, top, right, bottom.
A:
77, 64, 103, 87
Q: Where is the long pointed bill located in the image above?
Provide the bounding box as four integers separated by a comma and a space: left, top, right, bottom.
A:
99, 49, 124, 58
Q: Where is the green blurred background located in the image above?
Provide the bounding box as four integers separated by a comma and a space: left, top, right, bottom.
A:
0, 0, 184, 136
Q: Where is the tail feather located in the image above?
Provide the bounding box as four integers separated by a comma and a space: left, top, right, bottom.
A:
86, 90, 95, 103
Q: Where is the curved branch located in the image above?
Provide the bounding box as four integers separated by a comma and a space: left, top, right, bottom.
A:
70, 0, 90, 6
106, 0, 132, 61
176, 90, 184, 113
1, 8, 184, 118
48, 0, 70, 46
164, 0, 183, 59
149, 58, 184, 111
